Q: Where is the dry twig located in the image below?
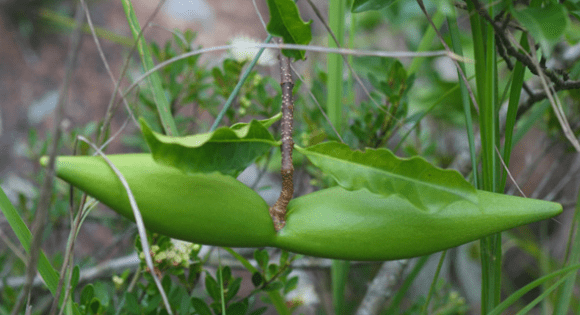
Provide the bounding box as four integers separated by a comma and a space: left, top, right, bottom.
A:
10, 5, 84, 315
269, 44, 295, 231
355, 260, 409, 315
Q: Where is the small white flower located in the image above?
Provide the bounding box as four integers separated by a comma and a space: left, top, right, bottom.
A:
285, 270, 319, 307
170, 238, 199, 267
112, 275, 124, 286
229, 35, 276, 66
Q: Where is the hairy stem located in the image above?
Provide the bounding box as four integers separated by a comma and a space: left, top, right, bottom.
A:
269, 45, 295, 231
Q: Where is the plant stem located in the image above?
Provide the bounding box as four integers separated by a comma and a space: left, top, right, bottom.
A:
447, 12, 478, 187
327, 0, 345, 131
421, 251, 447, 315
466, 0, 502, 311
326, 2, 348, 314
269, 43, 295, 231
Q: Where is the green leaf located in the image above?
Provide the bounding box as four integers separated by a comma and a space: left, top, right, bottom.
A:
254, 249, 270, 270
226, 278, 242, 301
226, 302, 248, 315
191, 298, 212, 315
351, 0, 395, 12
80, 284, 95, 306
510, 3, 569, 55
264, 281, 284, 291
284, 276, 299, 294
252, 272, 264, 287
267, 263, 279, 279
266, 0, 312, 60
123, 292, 140, 314
205, 273, 221, 301
295, 142, 478, 212
71, 265, 80, 292
140, 114, 281, 176
89, 298, 101, 314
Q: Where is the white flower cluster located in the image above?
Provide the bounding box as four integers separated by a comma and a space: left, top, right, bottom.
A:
139, 239, 201, 268
229, 35, 276, 66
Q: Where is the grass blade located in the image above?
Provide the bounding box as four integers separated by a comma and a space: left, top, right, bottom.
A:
0, 187, 60, 296
553, 190, 580, 314
385, 255, 430, 314
487, 264, 580, 315
447, 12, 478, 188
501, 34, 529, 191
121, 0, 178, 136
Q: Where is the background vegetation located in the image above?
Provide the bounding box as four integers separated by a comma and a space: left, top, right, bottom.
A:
1, 0, 580, 314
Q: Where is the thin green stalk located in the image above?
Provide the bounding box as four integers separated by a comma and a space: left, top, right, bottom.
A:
539, 220, 550, 315
332, 260, 350, 314
486, 7, 502, 311
487, 265, 580, 315
347, 12, 355, 113
553, 190, 580, 314
516, 274, 572, 315
500, 34, 529, 191
218, 250, 226, 314
327, 0, 348, 314
421, 251, 447, 315
327, 0, 345, 131
466, 0, 501, 312
210, 34, 274, 131
447, 13, 478, 187
385, 255, 430, 314
483, 6, 497, 193
121, 0, 178, 136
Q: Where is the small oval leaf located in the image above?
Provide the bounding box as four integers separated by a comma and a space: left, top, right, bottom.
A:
191, 297, 212, 315
252, 272, 264, 287
295, 142, 478, 212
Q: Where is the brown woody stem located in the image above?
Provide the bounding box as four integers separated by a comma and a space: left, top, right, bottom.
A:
269, 44, 295, 231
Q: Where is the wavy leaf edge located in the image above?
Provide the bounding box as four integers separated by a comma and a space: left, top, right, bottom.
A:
295, 141, 479, 212
139, 114, 282, 176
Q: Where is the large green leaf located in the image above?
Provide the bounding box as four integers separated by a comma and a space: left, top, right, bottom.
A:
141, 114, 281, 176
295, 142, 478, 212
266, 0, 312, 60
510, 3, 569, 55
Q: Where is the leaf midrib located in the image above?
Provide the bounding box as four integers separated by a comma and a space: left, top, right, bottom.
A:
301, 147, 476, 201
